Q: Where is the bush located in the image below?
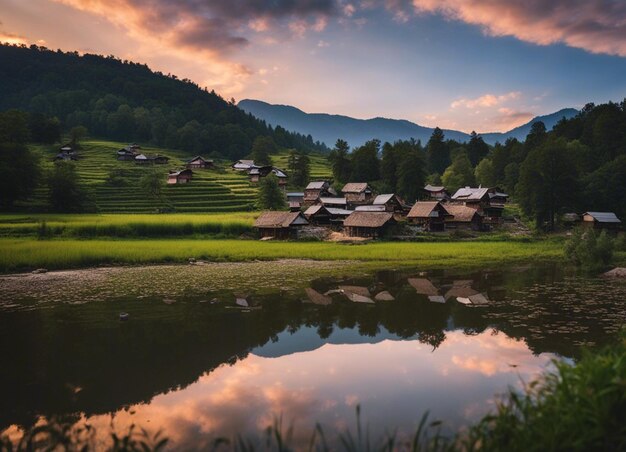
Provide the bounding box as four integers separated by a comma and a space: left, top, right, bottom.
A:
564, 228, 614, 273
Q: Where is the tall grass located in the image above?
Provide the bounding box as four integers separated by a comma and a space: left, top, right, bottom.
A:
0, 239, 564, 272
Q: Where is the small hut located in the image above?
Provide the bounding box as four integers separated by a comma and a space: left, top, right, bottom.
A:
582, 212, 622, 231
407, 201, 451, 231
424, 185, 449, 201
343, 212, 395, 238
117, 147, 137, 161
444, 205, 483, 231
304, 181, 332, 204
254, 211, 309, 239
232, 159, 255, 171
186, 156, 214, 169
167, 169, 193, 185
134, 154, 151, 165
304, 205, 332, 225
342, 183, 374, 205
372, 194, 407, 213
319, 197, 348, 208
286, 192, 304, 211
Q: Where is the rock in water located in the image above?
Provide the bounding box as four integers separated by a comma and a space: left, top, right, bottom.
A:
374, 291, 394, 301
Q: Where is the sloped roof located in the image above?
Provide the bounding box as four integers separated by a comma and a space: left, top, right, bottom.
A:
407, 201, 448, 218
306, 181, 328, 190
373, 194, 400, 205
451, 187, 490, 201
320, 197, 347, 205
583, 212, 622, 223
342, 183, 370, 193
326, 208, 353, 216
344, 211, 393, 228
135, 154, 148, 160
186, 155, 212, 164
355, 205, 386, 212
254, 211, 308, 228
168, 169, 193, 177
424, 184, 446, 192
445, 204, 481, 222
271, 167, 287, 178
286, 192, 304, 197
408, 278, 439, 296
304, 205, 328, 216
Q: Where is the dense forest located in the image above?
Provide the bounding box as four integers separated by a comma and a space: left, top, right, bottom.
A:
0, 44, 328, 158
328, 100, 626, 229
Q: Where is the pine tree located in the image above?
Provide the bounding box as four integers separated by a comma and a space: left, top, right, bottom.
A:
426, 128, 450, 175
257, 174, 286, 210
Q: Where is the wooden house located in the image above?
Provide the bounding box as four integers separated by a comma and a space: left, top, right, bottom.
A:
286, 192, 304, 211
444, 205, 483, 231
271, 167, 288, 187
319, 197, 348, 208
342, 183, 374, 206
355, 205, 386, 212
117, 148, 137, 161
582, 212, 622, 231
186, 156, 214, 169
54, 151, 77, 161
232, 159, 255, 171
254, 211, 309, 239
134, 154, 151, 164
407, 201, 451, 232
153, 155, 169, 164
450, 186, 507, 222
167, 169, 193, 185
343, 212, 395, 238
372, 194, 407, 213
304, 181, 332, 204
304, 205, 332, 225
424, 185, 449, 201
249, 165, 272, 183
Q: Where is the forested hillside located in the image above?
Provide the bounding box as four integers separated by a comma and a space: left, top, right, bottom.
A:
0, 44, 328, 159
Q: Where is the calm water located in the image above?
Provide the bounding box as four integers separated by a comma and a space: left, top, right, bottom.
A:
1, 263, 625, 448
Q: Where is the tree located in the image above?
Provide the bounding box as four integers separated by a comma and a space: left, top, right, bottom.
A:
396, 148, 427, 202
69, 125, 88, 148
525, 121, 547, 151
250, 136, 276, 166
28, 113, 61, 144
516, 137, 579, 230
467, 131, 489, 167
442, 152, 475, 193
328, 139, 351, 183
474, 158, 497, 187
426, 127, 450, 174
351, 139, 380, 182
291, 152, 310, 187
0, 110, 29, 144
257, 174, 286, 210
48, 161, 84, 212
139, 169, 165, 201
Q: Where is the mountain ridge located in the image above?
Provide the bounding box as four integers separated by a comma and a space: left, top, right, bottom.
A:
238, 99, 578, 147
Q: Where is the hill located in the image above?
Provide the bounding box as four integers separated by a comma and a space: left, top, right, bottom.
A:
238, 99, 578, 147
0, 44, 328, 158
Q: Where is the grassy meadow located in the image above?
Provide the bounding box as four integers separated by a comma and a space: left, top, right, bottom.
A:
0, 238, 566, 273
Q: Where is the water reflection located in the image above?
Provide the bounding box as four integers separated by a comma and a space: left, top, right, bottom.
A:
1, 264, 625, 448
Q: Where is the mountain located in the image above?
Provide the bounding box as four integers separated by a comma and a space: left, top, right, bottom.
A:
0, 44, 328, 158
238, 99, 578, 147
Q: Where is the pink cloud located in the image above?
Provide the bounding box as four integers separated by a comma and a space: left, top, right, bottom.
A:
451, 91, 521, 109
411, 0, 626, 57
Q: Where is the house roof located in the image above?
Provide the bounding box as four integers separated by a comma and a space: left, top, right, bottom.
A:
186, 156, 212, 164
272, 168, 287, 178
344, 211, 393, 228
306, 181, 328, 190
342, 183, 370, 193
373, 194, 399, 205
444, 204, 481, 222
451, 187, 490, 201
583, 212, 622, 223
326, 208, 353, 216
286, 192, 304, 198
407, 201, 449, 218
320, 197, 347, 205
304, 205, 328, 216
355, 205, 386, 212
424, 184, 446, 192
135, 154, 148, 160
408, 278, 439, 296
254, 211, 308, 228
168, 169, 192, 177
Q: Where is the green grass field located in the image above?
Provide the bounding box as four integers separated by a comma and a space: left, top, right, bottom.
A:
19, 140, 332, 213
0, 212, 257, 237
0, 238, 566, 273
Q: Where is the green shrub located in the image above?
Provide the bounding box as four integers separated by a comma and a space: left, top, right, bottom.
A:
564, 228, 614, 273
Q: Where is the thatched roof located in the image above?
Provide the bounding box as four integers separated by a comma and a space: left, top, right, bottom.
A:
306, 181, 328, 190
408, 278, 439, 296
444, 205, 481, 222
407, 201, 448, 219
320, 197, 347, 206
343, 211, 393, 228
451, 187, 490, 201
424, 184, 446, 192
342, 183, 370, 193
304, 205, 328, 216
254, 211, 308, 228
168, 169, 193, 177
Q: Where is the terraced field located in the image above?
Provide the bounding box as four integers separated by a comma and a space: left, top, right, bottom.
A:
19, 140, 330, 213
272, 150, 333, 181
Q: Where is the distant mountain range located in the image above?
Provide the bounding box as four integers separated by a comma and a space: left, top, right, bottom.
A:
238, 99, 579, 147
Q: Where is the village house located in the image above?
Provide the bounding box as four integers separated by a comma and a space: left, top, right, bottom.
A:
167, 169, 193, 185
304, 181, 333, 204
286, 192, 305, 211
343, 211, 395, 238
319, 197, 348, 208
355, 205, 386, 212
249, 166, 288, 187
372, 194, 408, 214
54, 150, 77, 161
232, 159, 256, 171
59, 144, 73, 153
444, 204, 484, 231
186, 156, 214, 169
342, 183, 374, 206
254, 211, 309, 239
450, 186, 507, 223
424, 185, 449, 201
134, 154, 169, 165
582, 212, 622, 231
117, 148, 137, 161
304, 204, 352, 226
407, 201, 452, 232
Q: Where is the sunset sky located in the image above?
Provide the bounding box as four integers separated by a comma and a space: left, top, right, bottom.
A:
2, 0, 626, 132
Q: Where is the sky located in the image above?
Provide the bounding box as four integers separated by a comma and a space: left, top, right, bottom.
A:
1, 0, 626, 133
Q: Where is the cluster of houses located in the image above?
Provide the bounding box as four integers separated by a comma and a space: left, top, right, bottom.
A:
53, 144, 78, 161
231, 159, 288, 187
254, 181, 511, 239
117, 144, 170, 165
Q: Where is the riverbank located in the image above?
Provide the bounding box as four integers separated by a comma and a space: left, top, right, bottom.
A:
0, 238, 568, 273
